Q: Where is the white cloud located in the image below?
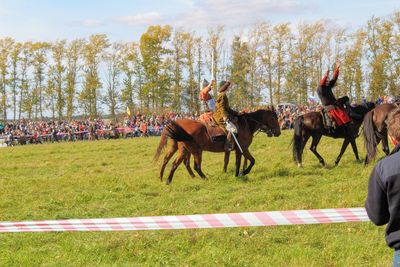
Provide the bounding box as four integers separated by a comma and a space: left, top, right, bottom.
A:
68, 19, 103, 28
171, 0, 317, 29
80, 19, 103, 27
115, 12, 164, 26
112, 0, 316, 30
201, 0, 310, 15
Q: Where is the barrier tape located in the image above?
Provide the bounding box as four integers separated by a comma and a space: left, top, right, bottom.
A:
0, 208, 369, 233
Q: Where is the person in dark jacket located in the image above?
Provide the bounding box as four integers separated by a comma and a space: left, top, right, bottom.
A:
365, 108, 400, 265
317, 63, 356, 138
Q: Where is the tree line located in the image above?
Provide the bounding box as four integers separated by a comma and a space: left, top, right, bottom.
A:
0, 11, 399, 122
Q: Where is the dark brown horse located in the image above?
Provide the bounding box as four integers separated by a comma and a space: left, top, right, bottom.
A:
153, 109, 281, 184
292, 102, 375, 167
363, 103, 398, 164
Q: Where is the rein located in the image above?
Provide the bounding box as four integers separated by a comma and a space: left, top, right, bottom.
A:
243, 116, 269, 137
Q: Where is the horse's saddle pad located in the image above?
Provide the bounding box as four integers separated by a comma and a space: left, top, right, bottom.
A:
199, 112, 227, 143
204, 123, 226, 143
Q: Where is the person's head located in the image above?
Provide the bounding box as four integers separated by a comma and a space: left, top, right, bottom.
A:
218, 81, 231, 93
387, 108, 400, 146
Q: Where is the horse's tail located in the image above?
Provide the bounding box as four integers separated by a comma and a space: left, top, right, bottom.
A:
164, 121, 193, 142
292, 116, 304, 165
153, 127, 169, 163
363, 110, 377, 163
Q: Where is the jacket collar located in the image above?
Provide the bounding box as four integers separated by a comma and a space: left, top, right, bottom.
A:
390, 144, 400, 155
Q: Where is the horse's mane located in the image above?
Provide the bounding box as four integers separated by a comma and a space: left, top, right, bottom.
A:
350, 102, 376, 121
239, 108, 274, 133
240, 109, 271, 120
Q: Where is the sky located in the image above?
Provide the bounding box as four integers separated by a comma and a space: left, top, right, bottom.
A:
0, 0, 399, 42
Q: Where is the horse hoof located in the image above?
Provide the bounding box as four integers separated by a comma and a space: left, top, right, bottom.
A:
320, 162, 326, 167
297, 163, 302, 168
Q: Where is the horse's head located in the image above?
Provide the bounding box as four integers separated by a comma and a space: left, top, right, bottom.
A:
257, 108, 281, 137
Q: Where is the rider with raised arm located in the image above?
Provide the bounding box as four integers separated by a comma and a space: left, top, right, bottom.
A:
213, 81, 239, 151
199, 79, 215, 113
317, 63, 356, 138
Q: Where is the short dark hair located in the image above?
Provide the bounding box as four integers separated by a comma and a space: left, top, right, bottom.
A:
387, 108, 400, 141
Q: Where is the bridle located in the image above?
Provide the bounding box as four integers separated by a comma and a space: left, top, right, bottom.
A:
245, 115, 275, 137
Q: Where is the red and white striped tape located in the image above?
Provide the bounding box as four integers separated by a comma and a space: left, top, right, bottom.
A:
0, 208, 369, 233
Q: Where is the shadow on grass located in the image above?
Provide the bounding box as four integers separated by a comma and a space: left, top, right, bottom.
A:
236, 174, 249, 182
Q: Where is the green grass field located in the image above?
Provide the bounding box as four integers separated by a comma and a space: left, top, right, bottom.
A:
0, 131, 392, 266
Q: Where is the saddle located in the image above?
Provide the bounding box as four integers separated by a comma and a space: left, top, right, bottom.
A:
199, 112, 227, 143
393, 97, 400, 107
321, 107, 337, 131
199, 112, 214, 123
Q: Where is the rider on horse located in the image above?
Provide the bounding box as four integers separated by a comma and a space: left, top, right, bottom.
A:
199, 79, 215, 112
317, 63, 357, 138
213, 81, 239, 151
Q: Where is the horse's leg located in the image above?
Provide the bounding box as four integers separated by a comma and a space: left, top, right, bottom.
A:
309, 134, 325, 166
235, 150, 242, 177
334, 138, 350, 166
241, 148, 255, 176
166, 150, 186, 185
160, 142, 178, 181
350, 138, 360, 161
296, 132, 310, 168
223, 151, 230, 173
183, 150, 195, 178
193, 152, 207, 179
242, 157, 248, 173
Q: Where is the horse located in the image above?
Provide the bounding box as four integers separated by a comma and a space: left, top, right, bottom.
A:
292, 102, 375, 167
363, 103, 398, 164
153, 109, 281, 184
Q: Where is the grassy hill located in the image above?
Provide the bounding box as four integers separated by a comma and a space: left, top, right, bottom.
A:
0, 131, 391, 266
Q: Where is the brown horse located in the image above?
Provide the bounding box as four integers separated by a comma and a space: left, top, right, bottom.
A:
363, 103, 398, 164
153, 109, 281, 184
292, 102, 375, 167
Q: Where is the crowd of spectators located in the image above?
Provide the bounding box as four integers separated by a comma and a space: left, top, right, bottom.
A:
276, 104, 323, 130
0, 112, 199, 146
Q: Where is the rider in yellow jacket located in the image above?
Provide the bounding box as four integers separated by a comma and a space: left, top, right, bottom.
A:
213, 81, 239, 151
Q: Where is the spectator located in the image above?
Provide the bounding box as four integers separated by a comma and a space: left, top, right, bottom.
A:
365, 108, 400, 265
140, 120, 148, 137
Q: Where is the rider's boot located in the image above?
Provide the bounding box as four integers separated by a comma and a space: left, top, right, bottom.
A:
224, 132, 233, 152
324, 112, 335, 134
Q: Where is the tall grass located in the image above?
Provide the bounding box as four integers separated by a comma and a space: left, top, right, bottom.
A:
0, 131, 391, 266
